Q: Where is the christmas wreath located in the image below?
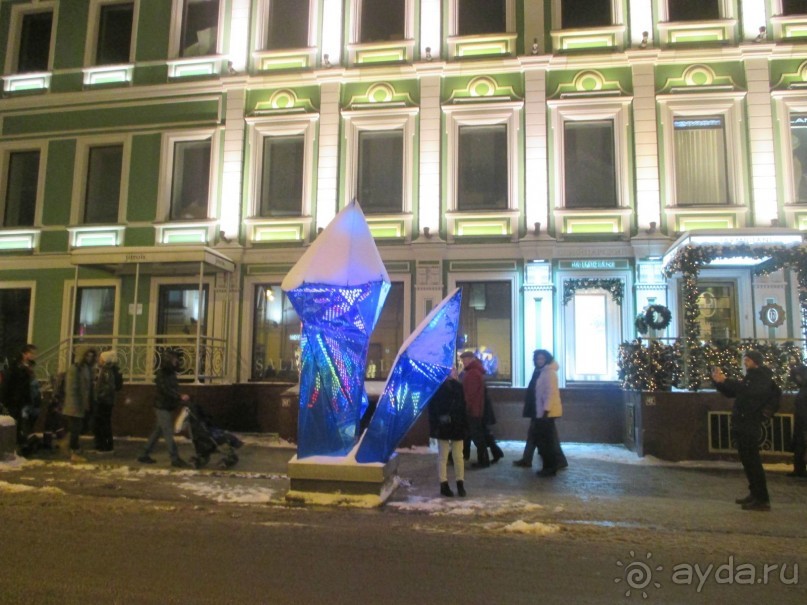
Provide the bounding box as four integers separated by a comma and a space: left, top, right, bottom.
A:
644, 304, 672, 331
634, 313, 649, 335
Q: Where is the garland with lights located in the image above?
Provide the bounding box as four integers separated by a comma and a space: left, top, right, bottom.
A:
562, 278, 624, 306
662, 243, 807, 390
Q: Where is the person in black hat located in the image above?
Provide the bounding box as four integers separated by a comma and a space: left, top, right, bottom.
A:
712, 350, 780, 512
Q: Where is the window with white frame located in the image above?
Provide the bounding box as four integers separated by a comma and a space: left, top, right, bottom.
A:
247, 116, 316, 220
260, 136, 304, 217
177, 0, 220, 57
563, 120, 617, 209
658, 96, 745, 208
549, 99, 631, 211
458, 125, 508, 211
251, 284, 300, 382
8, 6, 54, 73
444, 103, 521, 213
159, 131, 218, 223
357, 130, 403, 213
659, 0, 723, 21
264, 0, 312, 49
343, 109, 417, 216
0, 287, 32, 364
74, 286, 116, 337
92, 1, 135, 65
783, 0, 807, 15
560, 0, 612, 28
83, 144, 124, 223
673, 117, 728, 205
358, 0, 405, 42
790, 113, 807, 202
2, 149, 40, 227
456, 0, 507, 35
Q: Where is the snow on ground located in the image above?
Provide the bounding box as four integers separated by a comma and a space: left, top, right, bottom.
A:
177, 481, 276, 504
0, 479, 64, 495
388, 496, 545, 516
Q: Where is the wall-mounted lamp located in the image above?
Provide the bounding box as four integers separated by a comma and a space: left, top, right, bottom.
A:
531, 38, 539, 55
534, 221, 541, 235
425, 47, 432, 61
639, 31, 648, 49
323, 54, 332, 68
755, 26, 767, 43
423, 226, 432, 239
645, 221, 657, 235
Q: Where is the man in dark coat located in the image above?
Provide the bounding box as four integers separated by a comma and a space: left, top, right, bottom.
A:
3, 344, 40, 455
712, 350, 780, 511
788, 364, 807, 477
138, 351, 190, 467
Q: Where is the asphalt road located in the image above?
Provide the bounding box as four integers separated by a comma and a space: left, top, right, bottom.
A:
1, 438, 806, 604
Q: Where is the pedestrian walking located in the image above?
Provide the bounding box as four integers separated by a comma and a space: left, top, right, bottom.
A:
459, 351, 490, 468
428, 369, 468, 497
138, 351, 190, 467
63, 346, 97, 463
513, 350, 542, 468
532, 349, 566, 477
93, 350, 122, 452
788, 364, 807, 478
712, 350, 780, 511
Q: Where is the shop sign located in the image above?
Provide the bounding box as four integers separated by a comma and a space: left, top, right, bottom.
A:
558, 259, 629, 270
759, 303, 786, 328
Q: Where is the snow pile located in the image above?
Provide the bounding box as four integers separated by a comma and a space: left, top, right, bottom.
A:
388, 497, 544, 516
177, 481, 276, 504
0, 479, 65, 495
499, 520, 561, 536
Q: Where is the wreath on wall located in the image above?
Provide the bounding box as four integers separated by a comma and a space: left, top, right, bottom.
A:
562, 278, 624, 306
634, 313, 649, 335
644, 304, 672, 331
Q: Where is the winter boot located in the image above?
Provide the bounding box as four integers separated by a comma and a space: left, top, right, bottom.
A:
490, 442, 504, 463
471, 448, 490, 469
440, 481, 454, 497
456, 480, 466, 497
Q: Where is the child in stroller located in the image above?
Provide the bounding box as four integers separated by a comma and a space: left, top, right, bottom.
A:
175, 403, 243, 469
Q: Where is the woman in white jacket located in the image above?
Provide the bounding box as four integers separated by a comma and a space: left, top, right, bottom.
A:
533, 350, 565, 477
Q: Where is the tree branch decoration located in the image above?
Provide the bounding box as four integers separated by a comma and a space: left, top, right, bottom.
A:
562, 278, 624, 306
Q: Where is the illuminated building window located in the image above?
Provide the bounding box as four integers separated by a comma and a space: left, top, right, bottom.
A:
74, 286, 116, 337
251, 285, 300, 382
456, 280, 512, 384
563, 121, 617, 209
2, 150, 40, 227
458, 125, 508, 211
157, 130, 219, 224
673, 117, 728, 206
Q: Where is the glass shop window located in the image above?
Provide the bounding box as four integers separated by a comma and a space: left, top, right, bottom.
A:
688, 281, 738, 341
251, 285, 300, 382
0, 289, 32, 367
456, 280, 512, 384
73, 287, 116, 337
157, 285, 208, 336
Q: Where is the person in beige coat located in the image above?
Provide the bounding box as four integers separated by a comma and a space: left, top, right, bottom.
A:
63, 345, 97, 462
532, 349, 565, 477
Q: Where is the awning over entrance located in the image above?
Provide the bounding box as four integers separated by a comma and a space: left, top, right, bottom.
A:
70, 245, 236, 274
662, 228, 804, 270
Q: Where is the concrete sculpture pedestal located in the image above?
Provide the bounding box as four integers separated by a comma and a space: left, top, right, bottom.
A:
285, 453, 399, 507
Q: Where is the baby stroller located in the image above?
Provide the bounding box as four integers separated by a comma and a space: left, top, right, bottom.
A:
176, 404, 243, 469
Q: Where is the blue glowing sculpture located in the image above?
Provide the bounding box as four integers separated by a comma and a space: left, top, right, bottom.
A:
355, 288, 462, 463
281, 202, 389, 458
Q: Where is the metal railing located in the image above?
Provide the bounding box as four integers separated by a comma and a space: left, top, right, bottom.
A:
34, 334, 229, 385
708, 411, 794, 455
